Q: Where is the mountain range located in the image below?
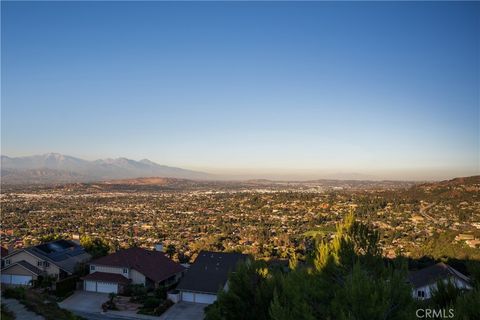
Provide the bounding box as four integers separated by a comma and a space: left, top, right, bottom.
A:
1, 153, 212, 184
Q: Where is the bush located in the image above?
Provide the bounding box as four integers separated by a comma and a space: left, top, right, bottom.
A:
126, 284, 148, 302
36, 275, 57, 289
138, 299, 173, 316
154, 299, 174, 315
1, 304, 15, 320
102, 300, 117, 311
143, 297, 161, 309
3, 287, 26, 299
155, 286, 167, 300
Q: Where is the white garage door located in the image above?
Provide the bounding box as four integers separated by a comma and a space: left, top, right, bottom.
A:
195, 293, 217, 304
1, 274, 32, 286
96, 282, 118, 294
182, 291, 194, 302
182, 291, 217, 304
84, 280, 97, 292
1, 274, 12, 284
11, 275, 32, 285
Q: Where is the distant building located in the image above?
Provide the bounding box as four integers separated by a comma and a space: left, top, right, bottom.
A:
176, 251, 249, 304
1, 240, 91, 286
82, 247, 184, 294
408, 262, 472, 300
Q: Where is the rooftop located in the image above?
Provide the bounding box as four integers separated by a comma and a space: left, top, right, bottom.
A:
177, 251, 249, 294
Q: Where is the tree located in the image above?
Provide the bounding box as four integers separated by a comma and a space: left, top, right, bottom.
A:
166, 244, 176, 259
80, 235, 109, 258
206, 213, 416, 320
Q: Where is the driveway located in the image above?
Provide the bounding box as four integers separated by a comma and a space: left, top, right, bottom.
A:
59, 290, 108, 313
159, 302, 207, 320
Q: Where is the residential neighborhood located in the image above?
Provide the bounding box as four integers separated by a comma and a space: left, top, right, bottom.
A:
0, 239, 254, 319
1, 233, 477, 319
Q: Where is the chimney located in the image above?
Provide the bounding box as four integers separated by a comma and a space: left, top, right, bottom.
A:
155, 243, 164, 252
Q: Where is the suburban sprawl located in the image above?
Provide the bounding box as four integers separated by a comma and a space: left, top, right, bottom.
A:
1, 176, 480, 319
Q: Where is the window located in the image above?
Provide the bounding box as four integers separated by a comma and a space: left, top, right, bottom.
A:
123, 268, 128, 274
417, 290, 425, 298
37, 261, 43, 267
44, 261, 50, 267
90, 265, 95, 271
5, 259, 10, 265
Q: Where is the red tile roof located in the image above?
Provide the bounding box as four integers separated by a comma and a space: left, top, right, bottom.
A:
91, 247, 185, 283
81, 272, 131, 285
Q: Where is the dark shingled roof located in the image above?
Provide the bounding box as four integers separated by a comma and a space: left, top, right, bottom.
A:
408, 262, 470, 288
23, 239, 91, 274
91, 247, 184, 282
2, 260, 42, 275
177, 251, 249, 294
81, 272, 131, 285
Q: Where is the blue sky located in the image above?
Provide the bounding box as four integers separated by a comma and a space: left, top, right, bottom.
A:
1, 1, 479, 180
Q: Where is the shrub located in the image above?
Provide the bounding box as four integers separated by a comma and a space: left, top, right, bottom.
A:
154, 299, 174, 315
126, 284, 148, 302
155, 286, 167, 300
143, 297, 161, 309
3, 287, 26, 299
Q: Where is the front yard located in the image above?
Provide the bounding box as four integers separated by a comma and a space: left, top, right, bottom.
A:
2, 287, 83, 320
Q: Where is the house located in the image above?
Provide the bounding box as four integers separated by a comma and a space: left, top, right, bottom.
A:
1, 240, 91, 286
408, 262, 472, 300
176, 251, 249, 304
81, 247, 185, 294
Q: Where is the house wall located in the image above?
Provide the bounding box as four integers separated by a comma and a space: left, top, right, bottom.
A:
413, 276, 472, 300
130, 269, 146, 285
90, 264, 144, 284
91, 264, 126, 276
6, 251, 60, 278
2, 265, 38, 279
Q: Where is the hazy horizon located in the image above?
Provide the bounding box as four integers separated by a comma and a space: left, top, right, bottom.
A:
1, 152, 477, 182
2, 2, 479, 181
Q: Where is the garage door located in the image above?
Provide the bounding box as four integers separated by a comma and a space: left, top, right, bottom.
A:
11, 275, 32, 285
182, 291, 194, 302
195, 293, 217, 304
182, 291, 217, 304
96, 282, 118, 294
1, 274, 32, 286
84, 281, 118, 293
84, 280, 97, 292
1, 274, 12, 284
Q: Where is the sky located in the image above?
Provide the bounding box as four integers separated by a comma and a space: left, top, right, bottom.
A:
1, 1, 479, 180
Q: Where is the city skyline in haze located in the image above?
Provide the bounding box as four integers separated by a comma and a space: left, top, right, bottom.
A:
1, 1, 479, 180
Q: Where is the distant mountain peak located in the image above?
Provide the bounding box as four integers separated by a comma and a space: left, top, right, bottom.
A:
1, 153, 212, 184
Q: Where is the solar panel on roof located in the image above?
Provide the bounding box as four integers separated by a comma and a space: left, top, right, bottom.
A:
67, 250, 85, 257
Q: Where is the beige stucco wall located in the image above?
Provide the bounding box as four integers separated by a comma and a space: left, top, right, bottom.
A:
2, 264, 39, 280
130, 269, 146, 285
6, 251, 60, 278
90, 264, 127, 275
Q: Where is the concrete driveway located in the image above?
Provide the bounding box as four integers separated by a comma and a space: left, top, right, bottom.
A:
159, 302, 207, 320
59, 290, 109, 313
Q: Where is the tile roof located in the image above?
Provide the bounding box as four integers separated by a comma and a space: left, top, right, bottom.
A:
408, 262, 470, 288
177, 251, 249, 294
91, 247, 185, 282
81, 272, 131, 285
